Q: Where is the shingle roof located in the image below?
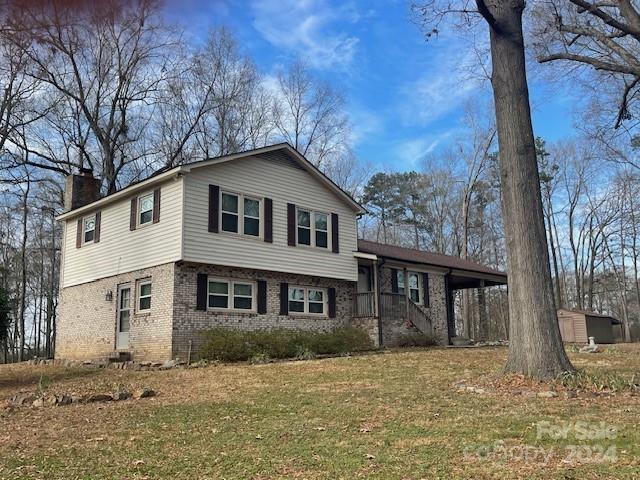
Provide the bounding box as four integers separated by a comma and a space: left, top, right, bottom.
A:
357, 239, 507, 278
559, 308, 621, 324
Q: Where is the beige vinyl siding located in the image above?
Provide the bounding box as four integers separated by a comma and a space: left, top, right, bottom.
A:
182, 155, 358, 281
557, 309, 589, 343
61, 177, 184, 288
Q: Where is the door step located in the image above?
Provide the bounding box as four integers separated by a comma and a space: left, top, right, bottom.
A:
108, 351, 132, 363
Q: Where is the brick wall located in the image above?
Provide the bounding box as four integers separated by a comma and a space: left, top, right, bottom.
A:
378, 266, 449, 346
57, 261, 368, 362
172, 262, 357, 360
56, 263, 174, 361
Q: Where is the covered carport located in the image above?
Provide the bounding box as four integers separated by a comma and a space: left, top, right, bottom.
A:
445, 269, 508, 343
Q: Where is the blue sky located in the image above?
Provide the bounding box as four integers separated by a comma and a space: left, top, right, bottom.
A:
164, 0, 578, 171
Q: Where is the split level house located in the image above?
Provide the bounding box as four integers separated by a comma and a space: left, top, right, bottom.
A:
56, 144, 507, 362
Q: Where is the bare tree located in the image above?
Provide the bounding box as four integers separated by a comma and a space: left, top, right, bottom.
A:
4, 0, 177, 193
414, 0, 574, 377
272, 60, 349, 168
533, 1, 640, 128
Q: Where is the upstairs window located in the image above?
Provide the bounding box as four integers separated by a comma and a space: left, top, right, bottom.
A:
297, 209, 311, 245
297, 208, 329, 248
243, 197, 260, 237
221, 191, 261, 237
221, 192, 239, 233
83, 215, 96, 243
139, 193, 154, 226
315, 213, 328, 248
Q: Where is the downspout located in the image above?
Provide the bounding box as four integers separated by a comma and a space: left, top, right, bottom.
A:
377, 258, 386, 348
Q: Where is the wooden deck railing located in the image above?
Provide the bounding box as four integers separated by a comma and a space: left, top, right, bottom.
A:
379, 292, 406, 320
353, 291, 376, 317
355, 292, 433, 335
407, 297, 433, 335
378, 292, 433, 335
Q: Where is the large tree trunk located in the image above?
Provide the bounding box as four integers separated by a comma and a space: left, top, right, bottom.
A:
477, 0, 574, 377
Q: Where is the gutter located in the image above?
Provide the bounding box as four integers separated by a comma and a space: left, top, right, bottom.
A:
56, 168, 185, 221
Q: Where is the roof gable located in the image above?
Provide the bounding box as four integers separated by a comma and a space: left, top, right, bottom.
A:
184, 144, 365, 213
57, 143, 365, 221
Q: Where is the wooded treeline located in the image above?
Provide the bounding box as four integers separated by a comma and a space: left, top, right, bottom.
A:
358, 127, 640, 342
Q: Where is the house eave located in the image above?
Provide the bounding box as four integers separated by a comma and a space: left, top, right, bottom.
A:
56, 168, 185, 221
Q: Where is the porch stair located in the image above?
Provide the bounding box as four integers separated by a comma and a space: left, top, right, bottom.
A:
377, 292, 433, 336
407, 299, 433, 336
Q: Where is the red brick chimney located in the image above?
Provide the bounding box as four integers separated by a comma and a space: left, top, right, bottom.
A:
64, 168, 101, 211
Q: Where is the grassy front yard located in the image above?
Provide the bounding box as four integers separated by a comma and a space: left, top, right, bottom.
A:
1, 346, 639, 479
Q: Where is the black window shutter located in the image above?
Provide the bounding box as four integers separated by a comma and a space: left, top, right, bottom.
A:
152, 188, 161, 224
196, 273, 208, 311
328, 287, 336, 318
391, 269, 399, 293
208, 185, 220, 233
76, 218, 82, 248
280, 282, 289, 315
130, 197, 137, 231
94, 211, 101, 243
257, 280, 267, 314
423, 273, 430, 307
331, 213, 339, 253
264, 198, 273, 243
287, 203, 296, 246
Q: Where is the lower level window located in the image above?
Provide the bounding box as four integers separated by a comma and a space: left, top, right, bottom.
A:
208, 278, 255, 311
137, 280, 152, 312
288, 286, 327, 315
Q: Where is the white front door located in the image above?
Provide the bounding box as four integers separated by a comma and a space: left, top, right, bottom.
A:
116, 285, 131, 350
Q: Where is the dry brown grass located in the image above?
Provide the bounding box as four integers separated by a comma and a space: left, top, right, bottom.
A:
0, 346, 639, 479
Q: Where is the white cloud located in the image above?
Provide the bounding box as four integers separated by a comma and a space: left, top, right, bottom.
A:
397, 38, 490, 127
251, 0, 360, 70
394, 129, 460, 168
348, 106, 384, 146
396, 138, 439, 167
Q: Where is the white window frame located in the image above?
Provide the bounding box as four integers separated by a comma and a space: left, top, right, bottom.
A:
408, 271, 422, 304
207, 277, 257, 312
137, 279, 152, 313
296, 207, 330, 249
138, 192, 154, 227
82, 214, 96, 244
288, 285, 328, 316
220, 190, 263, 238
314, 212, 329, 249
